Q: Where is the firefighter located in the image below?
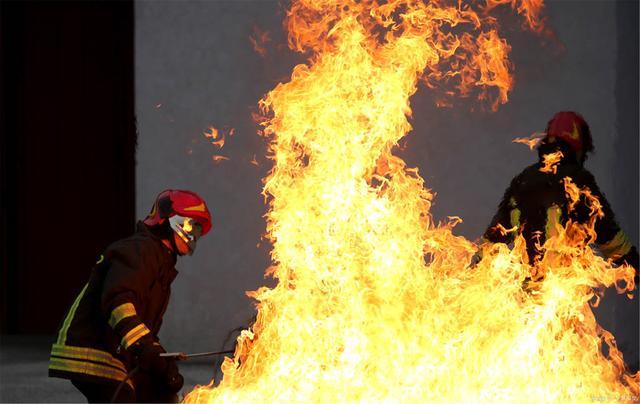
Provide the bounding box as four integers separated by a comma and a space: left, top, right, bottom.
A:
482, 111, 638, 270
481, 111, 638, 371
48, 189, 212, 403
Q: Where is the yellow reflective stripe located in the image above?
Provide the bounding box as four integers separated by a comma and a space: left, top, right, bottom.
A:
51, 344, 126, 372
121, 323, 150, 349
96, 254, 104, 264
508, 197, 520, 230
510, 208, 521, 228
545, 205, 562, 240
49, 357, 133, 389
600, 230, 633, 260
184, 202, 206, 212
57, 283, 89, 344
108, 303, 137, 329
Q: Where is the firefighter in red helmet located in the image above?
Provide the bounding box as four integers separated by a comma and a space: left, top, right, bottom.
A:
49, 190, 212, 403
482, 111, 637, 269
480, 111, 638, 371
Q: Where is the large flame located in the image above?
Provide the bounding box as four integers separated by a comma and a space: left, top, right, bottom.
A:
186, 0, 638, 401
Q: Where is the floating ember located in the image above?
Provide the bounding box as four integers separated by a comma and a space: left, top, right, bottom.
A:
186, 0, 638, 401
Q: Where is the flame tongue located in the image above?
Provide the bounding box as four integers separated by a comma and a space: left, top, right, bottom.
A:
540, 150, 564, 174
186, 0, 638, 401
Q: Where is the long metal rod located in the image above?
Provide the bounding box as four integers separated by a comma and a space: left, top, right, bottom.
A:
160, 349, 235, 360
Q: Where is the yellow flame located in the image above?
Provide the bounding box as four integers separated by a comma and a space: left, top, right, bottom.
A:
186, 0, 638, 401
183, 218, 194, 234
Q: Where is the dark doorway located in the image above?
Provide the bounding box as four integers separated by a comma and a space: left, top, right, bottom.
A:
1, 1, 136, 334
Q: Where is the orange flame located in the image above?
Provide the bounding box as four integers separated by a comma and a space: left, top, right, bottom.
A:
484, 0, 547, 33
250, 26, 271, 57
513, 132, 545, 150
540, 150, 564, 174
211, 155, 229, 163
451, 29, 514, 111
186, 0, 638, 401
204, 126, 220, 140
205, 126, 233, 149
212, 138, 225, 149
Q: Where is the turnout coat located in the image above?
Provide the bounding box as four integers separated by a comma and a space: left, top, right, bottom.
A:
483, 160, 638, 268
48, 222, 178, 391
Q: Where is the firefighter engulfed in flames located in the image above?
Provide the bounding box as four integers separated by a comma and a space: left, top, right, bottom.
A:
480, 110, 639, 370
482, 111, 638, 273
186, 0, 639, 402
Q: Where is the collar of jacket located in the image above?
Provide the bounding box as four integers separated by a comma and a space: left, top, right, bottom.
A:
135, 221, 178, 263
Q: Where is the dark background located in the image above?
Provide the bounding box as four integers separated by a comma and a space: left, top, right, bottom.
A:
1, 1, 136, 334
0, 0, 638, 373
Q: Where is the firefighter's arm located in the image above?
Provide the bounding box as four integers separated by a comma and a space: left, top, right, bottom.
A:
596, 213, 638, 270
471, 179, 519, 268
579, 172, 638, 272
597, 221, 638, 272
100, 243, 183, 392
100, 242, 155, 351
483, 179, 519, 245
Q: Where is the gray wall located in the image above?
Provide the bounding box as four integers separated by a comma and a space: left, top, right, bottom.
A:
135, 0, 638, 356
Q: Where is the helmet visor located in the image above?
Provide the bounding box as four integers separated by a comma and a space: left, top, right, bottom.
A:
169, 215, 203, 254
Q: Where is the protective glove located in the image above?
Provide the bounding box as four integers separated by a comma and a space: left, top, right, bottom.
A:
130, 336, 184, 393
614, 247, 639, 290
130, 336, 168, 376
468, 251, 481, 269
165, 359, 184, 393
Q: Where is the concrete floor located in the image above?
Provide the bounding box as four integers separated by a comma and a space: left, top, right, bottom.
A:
1, 332, 636, 402
0, 335, 222, 403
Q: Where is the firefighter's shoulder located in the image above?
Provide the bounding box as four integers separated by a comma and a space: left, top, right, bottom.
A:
510, 163, 539, 188
101, 229, 170, 270
570, 166, 597, 187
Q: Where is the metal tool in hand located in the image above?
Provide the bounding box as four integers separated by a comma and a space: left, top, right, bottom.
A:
111, 349, 234, 402
160, 349, 234, 361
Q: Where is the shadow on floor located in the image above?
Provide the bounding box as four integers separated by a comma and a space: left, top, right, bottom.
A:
0, 335, 220, 403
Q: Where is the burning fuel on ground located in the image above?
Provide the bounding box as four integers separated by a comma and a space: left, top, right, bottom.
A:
185, 0, 639, 401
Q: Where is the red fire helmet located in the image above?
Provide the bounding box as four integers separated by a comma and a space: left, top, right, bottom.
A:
544, 111, 588, 153
143, 189, 212, 236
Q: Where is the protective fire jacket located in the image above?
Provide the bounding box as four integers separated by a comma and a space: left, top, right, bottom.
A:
484, 160, 638, 269
48, 222, 178, 390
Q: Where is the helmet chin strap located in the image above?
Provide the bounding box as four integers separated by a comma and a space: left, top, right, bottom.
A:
160, 234, 181, 255
169, 233, 181, 255
167, 230, 197, 256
